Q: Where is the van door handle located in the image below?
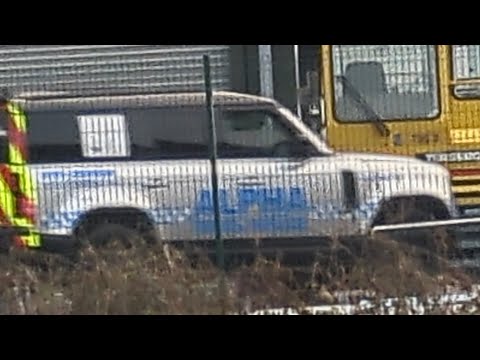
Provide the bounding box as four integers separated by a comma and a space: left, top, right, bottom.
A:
236, 177, 266, 187
285, 162, 306, 171
144, 179, 170, 190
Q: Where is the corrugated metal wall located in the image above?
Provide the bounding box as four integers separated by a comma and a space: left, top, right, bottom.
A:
0, 45, 232, 97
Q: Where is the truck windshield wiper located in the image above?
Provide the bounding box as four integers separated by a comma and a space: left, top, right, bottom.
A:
337, 75, 390, 137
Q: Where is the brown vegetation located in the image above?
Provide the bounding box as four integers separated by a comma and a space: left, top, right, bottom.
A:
0, 234, 477, 315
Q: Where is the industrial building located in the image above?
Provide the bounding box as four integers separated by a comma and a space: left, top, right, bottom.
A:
0, 45, 320, 117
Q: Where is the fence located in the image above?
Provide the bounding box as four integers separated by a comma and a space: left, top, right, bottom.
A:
0, 45, 479, 309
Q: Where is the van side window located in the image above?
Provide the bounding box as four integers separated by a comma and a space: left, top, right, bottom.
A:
77, 114, 131, 159
28, 106, 211, 163
27, 105, 312, 163
28, 110, 83, 164
216, 109, 313, 159
129, 107, 209, 160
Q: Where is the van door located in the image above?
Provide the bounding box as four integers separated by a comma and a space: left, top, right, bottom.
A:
214, 106, 344, 241
127, 106, 212, 242
27, 105, 213, 242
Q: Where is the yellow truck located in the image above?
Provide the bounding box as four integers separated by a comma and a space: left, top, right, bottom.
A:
314, 45, 480, 213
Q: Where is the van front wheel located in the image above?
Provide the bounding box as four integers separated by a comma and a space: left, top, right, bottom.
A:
373, 199, 458, 268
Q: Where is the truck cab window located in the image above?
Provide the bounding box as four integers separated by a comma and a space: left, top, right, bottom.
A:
454, 45, 480, 79
332, 45, 440, 122
453, 45, 480, 98
217, 109, 316, 159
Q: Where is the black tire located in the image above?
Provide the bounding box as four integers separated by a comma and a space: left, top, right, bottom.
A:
0, 236, 12, 254
78, 223, 148, 249
379, 202, 458, 268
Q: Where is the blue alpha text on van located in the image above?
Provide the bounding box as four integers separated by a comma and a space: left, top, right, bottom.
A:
193, 186, 310, 235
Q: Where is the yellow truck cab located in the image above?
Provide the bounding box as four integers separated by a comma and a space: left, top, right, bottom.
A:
319, 45, 480, 212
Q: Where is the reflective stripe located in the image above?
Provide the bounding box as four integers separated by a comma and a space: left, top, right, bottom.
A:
0, 167, 16, 222
0, 102, 41, 248
17, 234, 40, 248
0, 170, 32, 248
7, 103, 27, 131
7, 104, 28, 164
0, 104, 16, 246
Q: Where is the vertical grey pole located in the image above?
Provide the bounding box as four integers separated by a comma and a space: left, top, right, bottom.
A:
259, 45, 275, 99
203, 55, 224, 272
293, 45, 303, 119
203, 55, 227, 314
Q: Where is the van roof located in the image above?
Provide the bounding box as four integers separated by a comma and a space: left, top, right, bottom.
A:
11, 91, 279, 112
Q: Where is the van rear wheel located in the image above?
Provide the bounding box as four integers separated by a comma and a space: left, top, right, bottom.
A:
73, 209, 159, 251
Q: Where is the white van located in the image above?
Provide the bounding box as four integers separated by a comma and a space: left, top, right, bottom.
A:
7, 91, 458, 255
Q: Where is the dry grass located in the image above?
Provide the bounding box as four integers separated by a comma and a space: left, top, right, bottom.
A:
0, 234, 477, 315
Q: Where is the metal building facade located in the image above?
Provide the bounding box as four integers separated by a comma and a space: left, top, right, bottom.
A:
0, 45, 233, 97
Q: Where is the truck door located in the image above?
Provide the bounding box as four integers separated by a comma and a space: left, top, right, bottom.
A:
444, 45, 480, 208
